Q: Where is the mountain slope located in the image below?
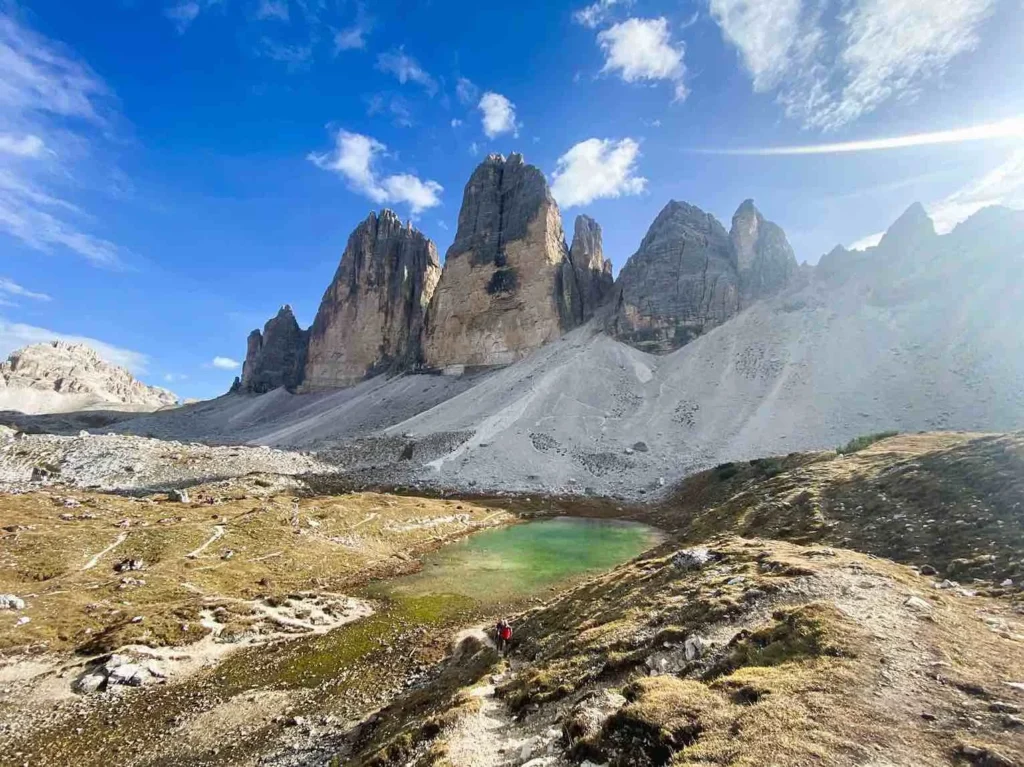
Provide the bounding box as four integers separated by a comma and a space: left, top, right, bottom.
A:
0, 342, 177, 415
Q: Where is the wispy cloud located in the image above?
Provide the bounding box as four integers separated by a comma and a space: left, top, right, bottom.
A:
691, 117, 1024, 155
455, 77, 479, 105
0, 277, 51, 303
573, 0, 634, 28
710, 0, 998, 130
334, 6, 373, 52
164, 1, 201, 34
0, 13, 125, 268
257, 37, 314, 68
930, 149, 1024, 233
376, 48, 437, 96
550, 137, 647, 208
597, 17, 688, 102
0, 319, 148, 372
255, 0, 289, 22
308, 129, 443, 214
478, 92, 518, 139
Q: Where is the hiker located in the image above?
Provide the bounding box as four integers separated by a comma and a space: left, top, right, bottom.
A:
495, 618, 513, 654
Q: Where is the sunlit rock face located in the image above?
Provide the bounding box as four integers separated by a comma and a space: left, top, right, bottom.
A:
302, 210, 440, 390
422, 153, 581, 373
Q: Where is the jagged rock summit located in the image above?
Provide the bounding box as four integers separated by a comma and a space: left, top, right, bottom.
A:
567, 214, 614, 322
422, 153, 585, 372
303, 210, 440, 390
610, 198, 798, 353
241, 305, 307, 394
0, 342, 177, 414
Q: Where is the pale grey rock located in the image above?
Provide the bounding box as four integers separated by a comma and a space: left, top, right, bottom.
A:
423, 153, 580, 371
0, 594, 25, 610
303, 210, 440, 390
0, 342, 178, 414
241, 305, 307, 394
74, 672, 106, 694
672, 547, 712, 570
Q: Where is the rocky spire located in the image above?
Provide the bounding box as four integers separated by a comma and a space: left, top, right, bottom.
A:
878, 202, 936, 251
729, 199, 798, 302
302, 210, 440, 390
422, 153, 580, 372
609, 200, 739, 353
240, 305, 307, 394
567, 214, 614, 321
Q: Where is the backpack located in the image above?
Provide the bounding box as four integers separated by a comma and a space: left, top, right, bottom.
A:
500, 625, 512, 640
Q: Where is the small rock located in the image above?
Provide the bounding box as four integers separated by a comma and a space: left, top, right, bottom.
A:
989, 702, 1021, 714
933, 579, 957, 590
1000, 579, 1014, 587
73, 673, 106, 694
0, 594, 26, 610
726, 576, 745, 586
673, 548, 712, 570
62, 498, 81, 508
15, 616, 30, 626
114, 558, 145, 573
904, 596, 933, 612
285, 716, 305, 727
168, 489, 190, 503
684, 635, 708, 661
919, 564, 938, 576
632, 441, 649, 453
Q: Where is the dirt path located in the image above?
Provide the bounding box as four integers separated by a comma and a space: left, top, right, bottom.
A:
185, 525, 225, 559
81, 531, 128, 570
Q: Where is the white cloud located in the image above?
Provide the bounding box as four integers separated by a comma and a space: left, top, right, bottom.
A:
255, 0, 289, 21
574, 0, 634, 28
258, 38, 313, 68
376, 49, 437, 95
164, 1, 201, 33
930, 149, 1024, 233
164, 373, 188, 383
469, 142, 479, 156
597, 18, 688, 101
710, 0, 998, 130
478, 92, 518, 139
0, 277, 51, 302
0, 134, 45, 158
550, 138, 647, 208
0, 14, 124, 267
334, 7, 373, 52
0, 319, 148, 372
451, 118, 463, 127
693, 116, 1024, 155
211, 356, 240, 370
456, 77, 478, 105
308, 129, 443, 214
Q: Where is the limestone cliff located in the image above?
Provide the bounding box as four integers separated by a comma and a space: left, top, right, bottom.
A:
730, 199, 798, 301
610, 199, 797, 354
567, 214, 614, 322
240, 305, 307, 394
610, 201, 740, 353
302, 210, 440, 390
422, 153, 580, 372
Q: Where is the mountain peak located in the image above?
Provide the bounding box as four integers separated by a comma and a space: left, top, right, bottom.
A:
879, 202, 935, 249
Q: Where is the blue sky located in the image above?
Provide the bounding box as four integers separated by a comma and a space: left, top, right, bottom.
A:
1, 0, 1022, 400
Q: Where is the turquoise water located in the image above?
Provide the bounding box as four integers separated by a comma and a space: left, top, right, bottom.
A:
379, 517, 662, 604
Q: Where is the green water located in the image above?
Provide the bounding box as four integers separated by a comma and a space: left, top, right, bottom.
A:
377, 516, 662, 604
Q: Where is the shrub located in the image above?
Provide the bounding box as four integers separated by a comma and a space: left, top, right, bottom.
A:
837, 431, 898, 455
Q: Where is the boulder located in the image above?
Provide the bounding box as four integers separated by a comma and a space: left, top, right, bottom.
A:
422, 153, 580, 372
240, 305, 307, 394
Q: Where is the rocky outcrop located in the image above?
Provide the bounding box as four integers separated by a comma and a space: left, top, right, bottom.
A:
567, 215, 614, 322
0, 342, 177, 414
240, 305, 307, 394
730, 199, 798, 301
610, 199, 797, 354
302, 210, 440, 390
610, 201, 740, 353
422, 153, 581, 372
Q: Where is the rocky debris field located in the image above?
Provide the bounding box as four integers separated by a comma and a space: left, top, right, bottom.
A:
0, 429, 334, 493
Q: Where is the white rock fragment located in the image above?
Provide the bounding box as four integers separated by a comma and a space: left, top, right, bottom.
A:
0, 594, 26, 610
904, 596, 933, 612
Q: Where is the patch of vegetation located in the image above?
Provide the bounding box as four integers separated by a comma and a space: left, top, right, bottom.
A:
836, 431, 899, 454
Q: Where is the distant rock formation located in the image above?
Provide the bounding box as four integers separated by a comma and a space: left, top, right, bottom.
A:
0, 342, 177, 414
730, 199, 798, 302
422, 153, 582, 373
610, 199, 797, 353
302, 210, 440, 390
567, 214, 614, 322
240, 305, 307, 394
